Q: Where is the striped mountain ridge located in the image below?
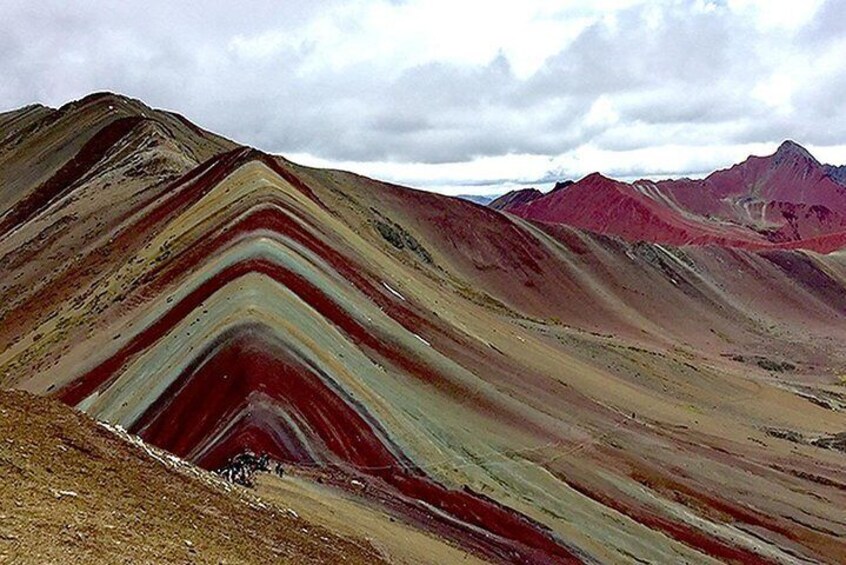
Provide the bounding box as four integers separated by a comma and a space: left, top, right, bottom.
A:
2, 93, 846, 563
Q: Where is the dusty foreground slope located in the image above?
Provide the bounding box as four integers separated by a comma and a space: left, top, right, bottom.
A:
0, 389, 384, 564
2, 93, 846, 563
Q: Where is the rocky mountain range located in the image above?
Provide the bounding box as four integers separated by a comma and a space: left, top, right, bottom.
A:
2, 93, 845, 563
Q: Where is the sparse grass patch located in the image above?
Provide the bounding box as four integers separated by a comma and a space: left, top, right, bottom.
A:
374, 219, 434, 264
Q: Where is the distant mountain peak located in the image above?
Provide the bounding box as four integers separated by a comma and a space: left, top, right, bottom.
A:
581, 172, 615, 184
773, 140, 818, 165
488, 187, 543, 210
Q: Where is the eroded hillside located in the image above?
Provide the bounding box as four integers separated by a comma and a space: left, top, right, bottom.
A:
2, 93, 846, 563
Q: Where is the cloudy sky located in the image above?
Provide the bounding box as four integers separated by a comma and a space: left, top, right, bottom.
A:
2, 0, 845, 194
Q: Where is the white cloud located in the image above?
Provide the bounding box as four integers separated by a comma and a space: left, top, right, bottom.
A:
727, 0, 825, 29
1, 0, 845, 194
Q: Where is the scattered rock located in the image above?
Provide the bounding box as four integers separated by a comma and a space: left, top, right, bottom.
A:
811, 432, 846, 453
757, 358, 796, 372
764, 428, 804, 443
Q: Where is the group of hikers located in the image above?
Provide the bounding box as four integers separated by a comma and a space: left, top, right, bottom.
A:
216, 451, 285, 487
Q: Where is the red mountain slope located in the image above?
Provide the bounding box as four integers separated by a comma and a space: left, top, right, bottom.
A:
505, 141, 846, 252
510, 172, 764, 247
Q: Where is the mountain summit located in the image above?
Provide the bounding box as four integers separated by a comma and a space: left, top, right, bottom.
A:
774, 139, 818, 162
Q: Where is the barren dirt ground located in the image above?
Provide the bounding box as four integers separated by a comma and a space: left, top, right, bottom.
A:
0, 389, 384, 564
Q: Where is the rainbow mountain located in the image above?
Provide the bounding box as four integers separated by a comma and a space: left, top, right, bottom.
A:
2, 92, 846, 563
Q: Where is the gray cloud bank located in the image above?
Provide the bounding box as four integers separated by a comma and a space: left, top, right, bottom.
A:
2, 0, 845, 190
